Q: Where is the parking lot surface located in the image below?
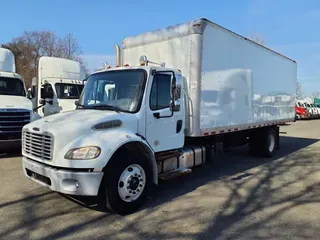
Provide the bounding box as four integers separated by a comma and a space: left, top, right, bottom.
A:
0, 120, 319, 240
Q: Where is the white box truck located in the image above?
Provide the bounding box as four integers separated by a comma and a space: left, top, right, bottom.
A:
0, 47, 40, 152
29, 56, 86, 117
21, 18, 296, 214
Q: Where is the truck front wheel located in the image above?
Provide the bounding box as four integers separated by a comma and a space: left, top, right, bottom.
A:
100, 151, 152, 215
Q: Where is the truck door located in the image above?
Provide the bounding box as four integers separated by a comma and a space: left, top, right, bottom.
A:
145, 71, 184, 152
41, 83, 60, 117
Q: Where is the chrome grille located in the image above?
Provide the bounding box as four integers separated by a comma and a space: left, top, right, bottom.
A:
0, 109, 30, 141
23, 132, 53, 161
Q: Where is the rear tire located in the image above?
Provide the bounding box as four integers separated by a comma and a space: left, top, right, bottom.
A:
249, 127, 277, 158
295, 114, 301, 120
99, 150, 153, 215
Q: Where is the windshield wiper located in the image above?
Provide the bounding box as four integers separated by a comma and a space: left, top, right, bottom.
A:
88, 104, 121, 113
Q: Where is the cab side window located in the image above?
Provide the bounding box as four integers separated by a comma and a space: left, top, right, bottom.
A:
150, 74, 171, 110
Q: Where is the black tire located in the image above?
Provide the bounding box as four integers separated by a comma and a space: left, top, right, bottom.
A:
249, 127, 277, 158
295, 114, 301, 120
99, 150, 153, 215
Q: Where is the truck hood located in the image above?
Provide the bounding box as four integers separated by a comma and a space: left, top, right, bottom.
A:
0, 95, 32, 110
23, 109, 142, 168
23, 109, 139, 143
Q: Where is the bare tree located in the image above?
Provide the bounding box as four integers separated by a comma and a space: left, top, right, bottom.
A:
312, 91, 320, 98
1, 31, 87, 87
248, 35, 266, 46
248, 34, 278, 51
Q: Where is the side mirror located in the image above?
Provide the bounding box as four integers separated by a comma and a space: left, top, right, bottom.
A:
173, 84, 181, 100
170, 99, 181, 112
46, 91, 54, 99
170, 76, 176, 99
170, 84, 181, 112
40, 86, 54, 99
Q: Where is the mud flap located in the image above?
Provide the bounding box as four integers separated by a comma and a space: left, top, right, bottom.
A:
275, 126, 280, 150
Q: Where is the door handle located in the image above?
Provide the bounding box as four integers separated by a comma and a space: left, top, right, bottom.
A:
176, 120, 183, 133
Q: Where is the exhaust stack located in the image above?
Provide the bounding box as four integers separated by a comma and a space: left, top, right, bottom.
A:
115, 45, 121, 67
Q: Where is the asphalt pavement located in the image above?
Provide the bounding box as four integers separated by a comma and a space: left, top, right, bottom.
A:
0, 120, 319, 240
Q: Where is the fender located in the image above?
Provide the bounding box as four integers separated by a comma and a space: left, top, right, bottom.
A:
58, 129, 158, 185
104, 132, 158, 185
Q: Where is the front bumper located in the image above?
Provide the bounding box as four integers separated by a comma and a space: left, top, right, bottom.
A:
22, 157, 104, 196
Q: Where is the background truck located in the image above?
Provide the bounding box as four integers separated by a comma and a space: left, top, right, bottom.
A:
21, 18, 297, 215
296, 99, 317, 118
295, 102, 309, 120
314, 97, 320, 108
0, 47, 40, 152
29, 56, 86, 117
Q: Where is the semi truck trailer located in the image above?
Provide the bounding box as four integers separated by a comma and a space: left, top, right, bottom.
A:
21, 18, 297, 214
0, 47, 40, 152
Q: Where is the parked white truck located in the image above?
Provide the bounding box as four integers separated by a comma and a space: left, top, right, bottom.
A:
0, 48, 40, 152
21, 18, 296, 214
29, 56, 86, 117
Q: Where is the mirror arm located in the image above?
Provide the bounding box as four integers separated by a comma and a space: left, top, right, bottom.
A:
33, 104, 45, 111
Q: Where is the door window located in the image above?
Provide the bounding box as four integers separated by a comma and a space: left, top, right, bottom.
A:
150, 74, 171, 110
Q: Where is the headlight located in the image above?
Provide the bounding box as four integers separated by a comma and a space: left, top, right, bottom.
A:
65, 146, 101, 160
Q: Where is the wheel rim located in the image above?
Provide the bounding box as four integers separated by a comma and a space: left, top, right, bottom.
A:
117, 164, 146, 202
268, 133, 275, 152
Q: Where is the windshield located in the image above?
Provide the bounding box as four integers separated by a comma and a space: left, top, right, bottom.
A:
55, 83, 84, 99
79, 69, 147, 113
0, 77, 25, 96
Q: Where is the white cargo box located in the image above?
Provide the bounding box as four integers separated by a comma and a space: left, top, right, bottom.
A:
0, 48, 15, 73
122, 18, 297, 137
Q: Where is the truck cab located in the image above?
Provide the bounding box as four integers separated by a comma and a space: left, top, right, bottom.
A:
22, 55, 184, 214
29, 56, 85, 117
0, 48, 40, 152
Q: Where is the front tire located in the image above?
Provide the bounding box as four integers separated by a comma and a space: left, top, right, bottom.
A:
100, 150, 152, 215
